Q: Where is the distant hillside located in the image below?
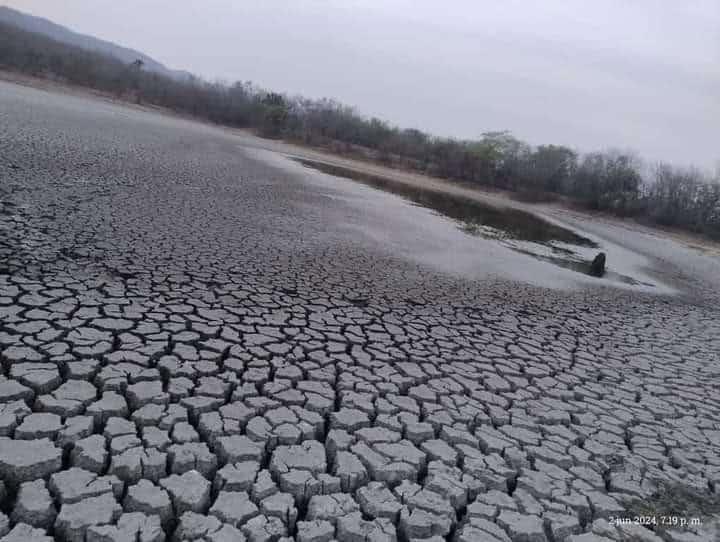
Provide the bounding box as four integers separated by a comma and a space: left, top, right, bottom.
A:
0, 5, 191, 80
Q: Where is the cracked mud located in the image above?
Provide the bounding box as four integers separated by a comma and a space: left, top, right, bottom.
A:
1, 80, 720, 542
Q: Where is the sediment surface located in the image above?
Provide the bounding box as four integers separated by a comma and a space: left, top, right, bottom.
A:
1, 80, 719, 541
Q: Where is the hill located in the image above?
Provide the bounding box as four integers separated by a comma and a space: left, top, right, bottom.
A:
0, 5, 191, 80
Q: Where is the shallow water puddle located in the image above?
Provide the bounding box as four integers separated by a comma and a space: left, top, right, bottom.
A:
295, 158, 653, 287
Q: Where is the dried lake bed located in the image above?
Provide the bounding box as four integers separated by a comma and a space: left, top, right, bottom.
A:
1, 80, 720, 541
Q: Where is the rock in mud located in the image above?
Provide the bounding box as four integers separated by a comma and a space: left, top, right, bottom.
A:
589, 252, 606, 277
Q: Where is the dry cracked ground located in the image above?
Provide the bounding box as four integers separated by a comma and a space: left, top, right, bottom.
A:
1, 80, 720, 542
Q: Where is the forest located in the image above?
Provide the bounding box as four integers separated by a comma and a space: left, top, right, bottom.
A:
2, 20, 718, 239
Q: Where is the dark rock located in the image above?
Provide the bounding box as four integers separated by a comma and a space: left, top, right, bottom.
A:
589, 252, 606, 277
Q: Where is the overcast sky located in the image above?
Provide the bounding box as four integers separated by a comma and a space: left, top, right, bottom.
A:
7, 0, 720, 169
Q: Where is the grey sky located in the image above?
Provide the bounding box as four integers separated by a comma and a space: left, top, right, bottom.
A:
7, 0, 720, 169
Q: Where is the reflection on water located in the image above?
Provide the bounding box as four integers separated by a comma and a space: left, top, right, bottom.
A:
296, 158, 652, 286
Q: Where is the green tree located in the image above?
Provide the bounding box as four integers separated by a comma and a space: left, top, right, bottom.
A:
259, 92, 288, 137
480, 131, 531, 189
524, 145, 577, 193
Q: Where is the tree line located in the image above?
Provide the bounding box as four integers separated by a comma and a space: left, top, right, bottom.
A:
2, 21, 719, 239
